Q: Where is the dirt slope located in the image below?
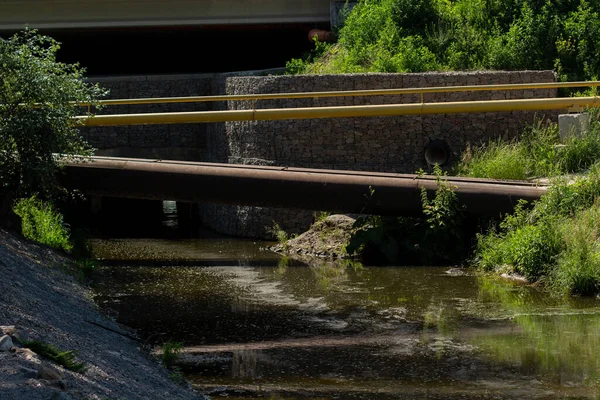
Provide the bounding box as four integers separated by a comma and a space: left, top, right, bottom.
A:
0, 228, 203, 400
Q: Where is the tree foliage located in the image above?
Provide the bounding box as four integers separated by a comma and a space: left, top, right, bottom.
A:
290, 0, 600, 81
0, 29, 106, 199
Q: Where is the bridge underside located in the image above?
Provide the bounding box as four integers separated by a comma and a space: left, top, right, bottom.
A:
0, 1, 332, 75
0, 0, 331, 29
60, 156, 546, 218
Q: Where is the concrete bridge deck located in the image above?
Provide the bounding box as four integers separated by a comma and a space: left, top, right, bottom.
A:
0, 0, 332, 29
60, 156, 547, 217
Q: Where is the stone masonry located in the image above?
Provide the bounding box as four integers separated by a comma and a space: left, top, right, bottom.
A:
84, 71, 560, 239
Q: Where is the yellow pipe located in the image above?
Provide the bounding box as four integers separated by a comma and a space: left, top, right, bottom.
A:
76, 96, 600, 127
81, 80, 600, 107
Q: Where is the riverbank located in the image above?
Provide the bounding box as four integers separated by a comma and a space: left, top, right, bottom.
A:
0, 228, 203, 400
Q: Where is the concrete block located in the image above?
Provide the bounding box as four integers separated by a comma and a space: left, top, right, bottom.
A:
559, 113, 590, 141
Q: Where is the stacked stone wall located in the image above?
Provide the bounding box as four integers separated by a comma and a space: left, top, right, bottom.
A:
83, 74, 214, 161
82, 71, 561, 239
199, 71, 561, 238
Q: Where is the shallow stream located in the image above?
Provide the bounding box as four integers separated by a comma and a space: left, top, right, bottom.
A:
89, 234, 600, 399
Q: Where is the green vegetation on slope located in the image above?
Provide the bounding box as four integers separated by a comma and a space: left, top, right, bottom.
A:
474, 167, 600, 296
289, 0, 600, 81
13, 196, 72, 252
22, 340, 86, 373
457, 113, 600, 180
0, 29, 105, 251
462, 113, 600, 296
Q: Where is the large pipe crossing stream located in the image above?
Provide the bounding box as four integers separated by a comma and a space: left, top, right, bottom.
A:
60, 156, 547, 217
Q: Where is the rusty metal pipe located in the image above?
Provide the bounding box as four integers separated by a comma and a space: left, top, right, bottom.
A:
60, 156, 547, 217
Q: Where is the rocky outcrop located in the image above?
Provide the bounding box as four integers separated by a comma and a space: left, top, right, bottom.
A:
271, 214, 357, 259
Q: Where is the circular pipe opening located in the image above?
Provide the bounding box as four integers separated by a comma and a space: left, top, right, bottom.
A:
424, 140, 450, 166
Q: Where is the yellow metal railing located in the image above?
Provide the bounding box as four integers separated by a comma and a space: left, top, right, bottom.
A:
84, 80, 600, 107
77, 96, 600, 127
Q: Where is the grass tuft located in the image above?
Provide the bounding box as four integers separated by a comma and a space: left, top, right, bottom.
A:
473, 167, 600, 296
23, 340, 86, 373
13, 196, 72, 252
161, 339, 183, 369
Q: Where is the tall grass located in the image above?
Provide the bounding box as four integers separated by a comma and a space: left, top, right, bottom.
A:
474, 165, 600, 296
13, 196, 72, 252
458, 117, 600, 180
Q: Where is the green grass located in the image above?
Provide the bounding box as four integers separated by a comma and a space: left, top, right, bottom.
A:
12, 196, 72, 252
161, 339, 183, 369
474, 164, 600, 296
266, 222, 290, 250
458, 140, 528, 180
457, 118, 600, 180
22, 340, 86, 373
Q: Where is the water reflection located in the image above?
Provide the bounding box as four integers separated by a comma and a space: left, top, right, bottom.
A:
91, 238, 600, 399
472, 276, 600, 391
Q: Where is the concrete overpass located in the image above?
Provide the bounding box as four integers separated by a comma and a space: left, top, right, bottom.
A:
0, 0, 333, 29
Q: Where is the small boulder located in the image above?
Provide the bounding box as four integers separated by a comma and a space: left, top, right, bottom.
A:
0, 335, 13, 351
1, 325, 29, 343
16, 347, 39, 361
38, 363, 63, 381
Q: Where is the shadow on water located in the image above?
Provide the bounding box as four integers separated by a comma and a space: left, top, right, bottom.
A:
85, 199, 600, 399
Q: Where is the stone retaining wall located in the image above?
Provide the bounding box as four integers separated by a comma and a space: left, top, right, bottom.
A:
200, 70, 561, 238
83, 74, 214, 161
83, 71, 561, 239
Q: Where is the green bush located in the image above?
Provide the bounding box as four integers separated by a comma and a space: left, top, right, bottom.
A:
13, 196, 72, 251
347, 166, 465, 265
0, 28, 106, 199
294, 0, 600, 81
474, 168, 600, 296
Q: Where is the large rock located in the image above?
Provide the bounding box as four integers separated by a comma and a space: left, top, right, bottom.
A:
0, 334, 13, 351
273, 214, 357, 259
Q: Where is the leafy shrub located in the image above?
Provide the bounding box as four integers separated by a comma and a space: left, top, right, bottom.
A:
347, 166, 465, 265
0, 28, 106, 199
294, 0, 600, 81
474, 167, 600, 296
13, 196, 72, 251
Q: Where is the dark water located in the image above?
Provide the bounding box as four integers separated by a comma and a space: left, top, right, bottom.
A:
90, 236, 600, 400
